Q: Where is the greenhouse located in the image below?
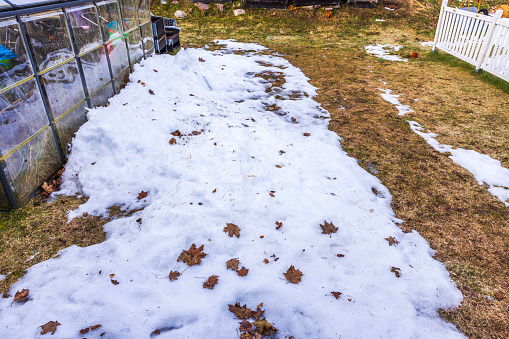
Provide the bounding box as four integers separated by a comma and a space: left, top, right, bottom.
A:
0, 0, 155, 210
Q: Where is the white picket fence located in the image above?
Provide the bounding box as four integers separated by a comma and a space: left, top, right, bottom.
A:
433, 0, 509, 82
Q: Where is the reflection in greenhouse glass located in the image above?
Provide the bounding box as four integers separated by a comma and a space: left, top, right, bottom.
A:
54, 100, 87, 157
0, 180, 11, 210
0, 79, 48, 155
4, 127, 60, 204
0, 17, 33, 88
81, 46, 110, 95
141, 22, 154, 55
137, 0, 150, 25
96, 0, 123, 42
67, 4, 102, 55
41, 59, 85, 120
106, 35, 128, 76
90, 83, 113, 107
126, 28, 143, 65
120, 0, 137, 31
22, 10, 73, 73
113, 67, 129, 93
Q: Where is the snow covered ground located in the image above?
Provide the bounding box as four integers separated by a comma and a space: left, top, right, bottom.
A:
0, 40, 463, 338
380, 88, 509, 207
365, 45, 408, 62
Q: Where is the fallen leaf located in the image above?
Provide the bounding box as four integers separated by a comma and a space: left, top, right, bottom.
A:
269, 193, 275, 197
123, 103, 128, 106
199, 57, 205, 62
251, 307, 265, 320
169, 271, 181, 281
153, 329, 161, 335
169, 138, 177, 145
82, 212, 88, 217
337, 254, 345, 258
40, 321, 60, 335
224, 223, 241, 238
90, 324, 102, 330
263, 259, 269, 264
137, 191, 148, 200
136, 218, 142, 223
212, 189, 216, 193
291, 117, 296, 123
253, 318, 278, 335
331, 291, 342, 300
237, 267, 249, 277
192, 131, 201, 135
149, 89, 155, 95
141, 82, 145, 86
80, 327, 90, 334
239, 319, 253, 333
279, 150, 285, 154
275, 165, 282, 168
171, 130, 181, 137
203, 275, 219, 289
111, 279, 119, 285
13, 289, 29, 302
109, 274, 115, 278
241, 332, 262, 339
284, 265, 303, 284
494, 292, 504, 301
177, 244, 207, 266
41, 182, 54, 197
228, 303, 252, 319
226, 258, 240, 271
153, 69, 158, 72
303, 133, 311, 136
385, 236, 400, 246
320, 220, 338, 235
391, 267, 402, 278
275, 221, 283, 230
91, 162, 96, 165
267, 106, 281, 111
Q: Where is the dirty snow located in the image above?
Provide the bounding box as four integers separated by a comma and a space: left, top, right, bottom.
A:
380, 89, 509, 207
365, 44, 408, 62
26, 252, 40, 262
420, 41, 435, 47
0, 274, 7, 282
0, 41, 463, 338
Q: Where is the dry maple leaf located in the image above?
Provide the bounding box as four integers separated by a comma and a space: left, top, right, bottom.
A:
237, 267, 249, 277
320, 220, 338, 235
153, 329, 161, 335
41, 182, 54, 197
137, 191, 148, 200
275, 221, 283, 230
40, 321, 61, 335
303, 132, 311, 136
228, 303, 252, 319
149, 89, 155, 95
13, 289, 29, 302
239, 319, 253, 333
203, 275, 219, 289
171, 130, 181, 137
385, 236, 400, 246
177, 244, 207, 266
241, 333, 262, 339
169, 138, 177, 145
253, 318, 278, 335
263, 259, 269, 264
284, 265, 303, 284
331, 291, 342, 300
224, 223, 241, 238
269, 193, 275, 197
391, 267, 402, 278
226, 258, 240, 271
251, 307, 265, 320
111, 279, 119, 285
169, 271, 181, 281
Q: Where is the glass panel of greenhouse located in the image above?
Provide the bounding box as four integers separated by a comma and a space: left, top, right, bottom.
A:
0, 0, 156, 209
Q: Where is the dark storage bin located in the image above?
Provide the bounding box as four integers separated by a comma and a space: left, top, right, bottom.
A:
151, 15, 180, 54
165, 28, 180, 52
243, 0, 288, 9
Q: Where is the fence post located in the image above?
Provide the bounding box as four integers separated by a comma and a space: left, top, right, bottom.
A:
475, 9, 503, 71
433, 0, 449, 52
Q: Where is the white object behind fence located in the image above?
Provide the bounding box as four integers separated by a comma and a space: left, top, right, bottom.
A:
433, 0, 508, 82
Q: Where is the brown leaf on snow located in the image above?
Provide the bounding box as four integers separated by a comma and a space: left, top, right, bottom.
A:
251, 307, 265, 320
171, 130, 182, 137
284, 265, 303, 284
226, 258, 240, 271
169, 138, 177, 145
80, 327, 90, 334
224, 223, 241, 238
385, 236, 400, 246
275, 165, 282, 168
111, 279, 119, 285
109, 274, 115, 278
303, 132, 311, 136
198, 57, 205, 62
320, 220, 338, 235
275, 221, 283, 230
169, 270, 181, 281
337, 254, 345, 258
253, 318, 278, 335
331, 291, 342, 300
239, 319, 253, 333
192, 131, 201, 135
153, 69, 158, 72
237, 267, 249, 277
137, 191, 148, 200
90, 324, 102, 330
177, 244, 207, 266
40, 321, 61, 335
149, 89, 155, 95
228, 302, 252, 319
203, 275, 219, 289
263, 258, 269, 264
391, 267, 402, 278
13, 289, 29, 302
241, 332, 262, 339
291, 117, 296, 123
41, 182, 54, 196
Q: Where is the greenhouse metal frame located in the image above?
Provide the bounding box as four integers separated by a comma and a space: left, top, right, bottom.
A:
0, 0, 155, 209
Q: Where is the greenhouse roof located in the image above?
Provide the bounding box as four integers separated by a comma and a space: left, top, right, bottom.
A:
0, 0, 97, 16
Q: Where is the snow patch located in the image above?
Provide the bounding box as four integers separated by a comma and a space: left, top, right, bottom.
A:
420, 41, 434, 47
379, 89, 414, 116
365, 44, 408, 62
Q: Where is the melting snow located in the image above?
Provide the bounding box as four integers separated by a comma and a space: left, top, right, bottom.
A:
0, 41, 463, 338
379, 89, 414, 116
420, 41, 435, 47
365, 44, 408, 62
